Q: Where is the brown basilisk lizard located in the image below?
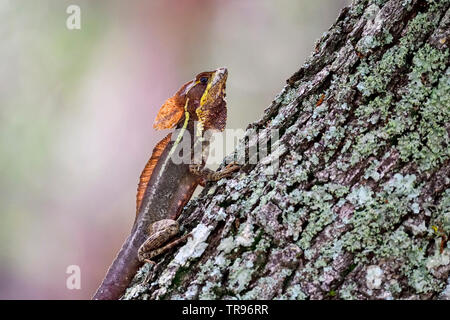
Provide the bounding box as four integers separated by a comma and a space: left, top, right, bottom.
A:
93, 67, 239, 300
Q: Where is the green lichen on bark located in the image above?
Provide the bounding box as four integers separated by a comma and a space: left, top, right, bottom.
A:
124, 0, 450, 300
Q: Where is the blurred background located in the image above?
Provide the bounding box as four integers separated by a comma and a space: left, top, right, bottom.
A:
0, 0, 350, 299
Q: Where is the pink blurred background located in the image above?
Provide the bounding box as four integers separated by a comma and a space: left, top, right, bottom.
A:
0, 0, 350, 299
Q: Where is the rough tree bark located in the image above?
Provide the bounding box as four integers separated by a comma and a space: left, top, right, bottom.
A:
124, 0, 450, 300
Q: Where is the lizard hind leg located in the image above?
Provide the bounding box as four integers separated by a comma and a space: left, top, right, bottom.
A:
142, 232, 193, 264
138, 219, 191, 264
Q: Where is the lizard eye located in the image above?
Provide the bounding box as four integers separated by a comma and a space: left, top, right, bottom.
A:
200, 77, 208, 84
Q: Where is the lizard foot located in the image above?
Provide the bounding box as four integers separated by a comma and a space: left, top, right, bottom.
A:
192, 162, 240, 186
211, 162, 240, 181
223, 162, 240, 174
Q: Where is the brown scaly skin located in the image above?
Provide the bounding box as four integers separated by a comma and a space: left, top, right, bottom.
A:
93, 68, 239, 300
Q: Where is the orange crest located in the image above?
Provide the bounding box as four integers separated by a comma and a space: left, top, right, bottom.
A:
153, 96, 184, 130
153, 79, 196, 130
136, 133, 172, 217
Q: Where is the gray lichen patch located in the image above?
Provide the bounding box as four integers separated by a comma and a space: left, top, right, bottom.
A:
173, 223, 212, 265
366, 265, 384, 289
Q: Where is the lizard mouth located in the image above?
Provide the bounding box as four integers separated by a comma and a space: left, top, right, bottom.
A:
211, 67, 228, 86
212, 67, 227, 98
205, 67, 228, 104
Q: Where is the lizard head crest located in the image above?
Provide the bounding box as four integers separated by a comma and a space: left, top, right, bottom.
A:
153, 68, 228, 133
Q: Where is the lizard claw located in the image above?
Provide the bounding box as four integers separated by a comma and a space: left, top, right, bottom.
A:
180, 232, 193, 242
223, 162, 240, 174
225, 161, 238, 168
144, 259, 156, 265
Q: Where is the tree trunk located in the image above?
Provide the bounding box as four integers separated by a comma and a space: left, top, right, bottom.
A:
124, 0, 450, 300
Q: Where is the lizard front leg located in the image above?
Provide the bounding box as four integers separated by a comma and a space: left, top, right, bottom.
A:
138, 219, 191, 264
189, 162, 240, 186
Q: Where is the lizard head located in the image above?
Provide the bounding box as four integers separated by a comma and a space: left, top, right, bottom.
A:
153, 67, 228, 133
195, 67, 228, 134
